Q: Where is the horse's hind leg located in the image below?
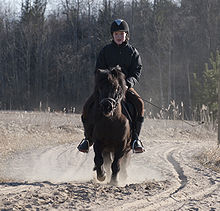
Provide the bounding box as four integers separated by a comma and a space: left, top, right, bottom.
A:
94, 143, 106, 182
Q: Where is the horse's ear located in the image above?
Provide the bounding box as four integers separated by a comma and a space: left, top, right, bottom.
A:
111, 68, 118, 78
95, 68, 102, 74
116, 65, 122, 72
95, 68, 108, 75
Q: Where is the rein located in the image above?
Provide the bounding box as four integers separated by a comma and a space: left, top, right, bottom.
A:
99, 89, 124, 111
140, 96, 204, 127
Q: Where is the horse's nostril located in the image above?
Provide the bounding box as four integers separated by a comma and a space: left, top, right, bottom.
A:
101, 101, 113, 114
106, 102, 112, 109
107, 104, 112, 112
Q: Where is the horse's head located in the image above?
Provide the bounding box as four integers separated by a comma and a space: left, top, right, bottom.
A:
95, 66, 127, 117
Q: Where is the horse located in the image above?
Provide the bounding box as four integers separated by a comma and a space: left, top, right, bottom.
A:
90, 66, 132, 185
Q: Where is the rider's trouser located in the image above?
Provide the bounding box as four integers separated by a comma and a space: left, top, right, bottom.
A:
81, 93, 96, 145
126, 88, 145, 140
81, 88, 145, 144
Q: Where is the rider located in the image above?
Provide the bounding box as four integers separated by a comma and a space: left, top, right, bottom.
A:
77, 19, 145, 153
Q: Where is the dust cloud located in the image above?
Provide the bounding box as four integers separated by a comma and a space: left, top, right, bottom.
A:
2, 143, 162, 185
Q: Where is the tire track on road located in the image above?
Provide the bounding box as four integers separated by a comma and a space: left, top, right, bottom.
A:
167, 150, 188, 196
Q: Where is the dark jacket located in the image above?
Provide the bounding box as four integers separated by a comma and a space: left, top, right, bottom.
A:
96, 41, 142, 88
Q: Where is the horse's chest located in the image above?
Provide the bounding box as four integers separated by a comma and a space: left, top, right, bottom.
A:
98, 120, 119, 131
102, 118, 123, 126
94, 118, 129, 140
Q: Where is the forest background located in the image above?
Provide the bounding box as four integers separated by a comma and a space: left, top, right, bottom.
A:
0, 0, 220, 121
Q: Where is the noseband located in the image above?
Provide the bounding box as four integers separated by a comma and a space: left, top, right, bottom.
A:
99, 97, 118, 110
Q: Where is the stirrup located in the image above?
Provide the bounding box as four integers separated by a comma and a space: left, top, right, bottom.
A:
77, 139, 89, 153
132, 139, 145, 153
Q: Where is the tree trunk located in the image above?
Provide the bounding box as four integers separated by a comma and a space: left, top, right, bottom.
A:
218, 60, 220, 146
167, 38, 172, 104
218, 77, 220, 145
159, 54, 165, 107
186, 58, 192, 118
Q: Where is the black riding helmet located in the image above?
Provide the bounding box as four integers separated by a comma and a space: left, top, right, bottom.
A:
110, 19, 129, 35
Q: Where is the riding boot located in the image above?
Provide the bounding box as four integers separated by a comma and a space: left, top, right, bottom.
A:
77, 138, 94, 153
131, 116, 145, 153
77, 115, 94, 153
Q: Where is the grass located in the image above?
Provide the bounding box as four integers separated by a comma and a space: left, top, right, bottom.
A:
196, 146, 220, 173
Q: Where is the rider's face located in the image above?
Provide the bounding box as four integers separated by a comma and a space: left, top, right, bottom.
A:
113, 31, 126, 45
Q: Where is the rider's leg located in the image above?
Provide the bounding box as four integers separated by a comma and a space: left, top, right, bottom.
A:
131, 116, 145, 153
77, 93, 95, 153
126, 88, 145, 153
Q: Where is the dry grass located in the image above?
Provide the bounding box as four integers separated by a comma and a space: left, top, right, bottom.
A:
196, 146, 220, 173
0, 111, 83, 160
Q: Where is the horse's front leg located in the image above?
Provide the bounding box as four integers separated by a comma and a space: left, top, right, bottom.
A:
93, 142, 106, 182
103, 151, 112, 181
110, 149, 124, 185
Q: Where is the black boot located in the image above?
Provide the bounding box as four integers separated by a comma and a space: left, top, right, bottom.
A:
78, 115, 94, 153
77, 139, 92, 153
131, 117, 145, 153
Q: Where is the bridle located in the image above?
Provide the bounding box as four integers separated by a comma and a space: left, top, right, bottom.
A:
99, 87, 123, 114
100, 97, 118, 110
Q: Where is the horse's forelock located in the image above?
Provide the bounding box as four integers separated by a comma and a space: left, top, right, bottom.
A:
112, 67, 126, 88
110, 66, 125, 82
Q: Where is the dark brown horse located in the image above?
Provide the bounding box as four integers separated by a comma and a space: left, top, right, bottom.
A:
90, 66, 132, 185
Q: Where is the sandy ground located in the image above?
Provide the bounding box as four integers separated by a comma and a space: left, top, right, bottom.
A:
0, 111, 219, 210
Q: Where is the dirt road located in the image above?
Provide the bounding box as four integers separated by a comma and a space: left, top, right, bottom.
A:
0, 112, 219, 210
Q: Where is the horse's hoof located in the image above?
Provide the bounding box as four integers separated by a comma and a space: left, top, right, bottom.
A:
120, 172, 128, 181
97, 172, 106, 182
109, 176, 118, 186
109, 179, 118, 186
